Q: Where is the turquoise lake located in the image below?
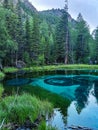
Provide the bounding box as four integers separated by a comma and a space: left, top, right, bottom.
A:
2, 70, 98, 130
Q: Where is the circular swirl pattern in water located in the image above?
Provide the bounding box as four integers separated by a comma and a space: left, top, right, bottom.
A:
44, 76, 91, 86
44, 77, 76, 86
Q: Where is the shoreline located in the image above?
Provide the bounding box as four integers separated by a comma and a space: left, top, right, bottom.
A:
1, 64, 98, 80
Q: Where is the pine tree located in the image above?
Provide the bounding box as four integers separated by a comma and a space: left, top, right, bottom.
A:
30, 15, 40, 64
55, 0, 70, 64
16, 0, 25, 61
40, 20, 51, 64
24, 16, 32, 63
25, 16, 31, 52
0, 8, 17, 66
55, 22, 65, 63
75, 13, 90, 63
64, 0, 69, 64
93, 27, 98, 63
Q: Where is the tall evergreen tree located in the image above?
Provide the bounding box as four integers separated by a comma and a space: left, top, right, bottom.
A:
75, 13, 90, 63
16, 0, 25, 61
55, 0, 70, 64
40, 20, 54, 64
23, 16, 32, 64
30, 15, 40, 64
93, 27, 98, 63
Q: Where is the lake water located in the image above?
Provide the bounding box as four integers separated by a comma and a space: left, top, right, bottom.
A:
2, 70, 98, 130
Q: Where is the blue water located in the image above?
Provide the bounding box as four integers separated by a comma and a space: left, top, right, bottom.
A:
30, 75, 81, 100
6, 78, 33, 86
48, 86, 98, 130
30, 74, 98, 130
5, 73, 98, 130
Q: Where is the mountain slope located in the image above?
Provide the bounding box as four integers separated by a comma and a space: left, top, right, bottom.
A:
39, 9, 76, 27
0, 0, 37, 15
20, 0, 38, 15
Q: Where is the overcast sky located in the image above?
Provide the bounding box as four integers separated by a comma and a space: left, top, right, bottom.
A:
29, 0, 98, 32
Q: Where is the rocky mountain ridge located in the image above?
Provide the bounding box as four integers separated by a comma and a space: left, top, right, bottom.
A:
0, 0, 37, 14
0, 0, 75, 24
40, 8, 76, 23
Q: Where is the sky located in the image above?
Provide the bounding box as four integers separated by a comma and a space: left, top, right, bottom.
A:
29, 0, 98, 32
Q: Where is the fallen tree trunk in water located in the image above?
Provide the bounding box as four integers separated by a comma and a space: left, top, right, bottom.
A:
68, 125, 92, 130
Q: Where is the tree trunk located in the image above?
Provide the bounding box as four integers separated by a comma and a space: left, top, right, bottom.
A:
64, 30, 69, 64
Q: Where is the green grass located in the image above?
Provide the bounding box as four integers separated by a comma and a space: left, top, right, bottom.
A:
0, 93, 53, 126
0, 84, 4, 99
38, 121, 57, 130
15, 64, 98, 72
5, 85, 71, 116
3, 67, 18, 73
2, 64, 98, 75
0, 71, 5, 80
23, 86, 70, 116
23, 64, 98, 71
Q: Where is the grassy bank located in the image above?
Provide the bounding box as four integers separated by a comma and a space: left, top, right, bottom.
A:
3, 64, 98, 74
24, 64, 98, 71
0, 84, 4, 98
0, 71, 5, 81
4, 85, 71, 116
2, 64, 98, 80
0, 94, 53, 122
3, 67, 18, 73
0, 87, 54, 129
23, 85, 71, 116
0, 67, 17, 80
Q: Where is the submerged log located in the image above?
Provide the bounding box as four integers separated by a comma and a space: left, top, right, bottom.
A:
68, 125, 92, 130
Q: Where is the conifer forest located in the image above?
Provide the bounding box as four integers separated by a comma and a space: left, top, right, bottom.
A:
0, 0, 98, 68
